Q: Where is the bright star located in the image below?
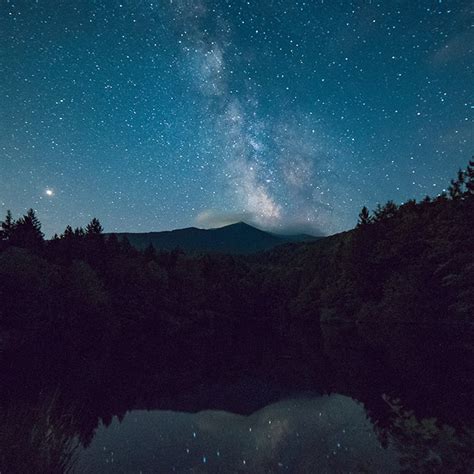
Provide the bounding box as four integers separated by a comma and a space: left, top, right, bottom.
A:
45, 188, 54, 197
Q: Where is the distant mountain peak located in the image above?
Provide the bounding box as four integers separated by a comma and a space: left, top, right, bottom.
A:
109, 222, 320, 254
222, 221, 260, 230
222, 221, 252, 229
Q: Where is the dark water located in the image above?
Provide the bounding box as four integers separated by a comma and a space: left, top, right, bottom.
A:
77, 393, 403, 473
1, 322, 473, 473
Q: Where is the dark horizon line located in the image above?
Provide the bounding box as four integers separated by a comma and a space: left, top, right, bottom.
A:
104, 220, 325, 238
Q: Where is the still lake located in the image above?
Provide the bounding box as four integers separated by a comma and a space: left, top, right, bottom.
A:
1, 322, 473, 472
77, 392, 400, 473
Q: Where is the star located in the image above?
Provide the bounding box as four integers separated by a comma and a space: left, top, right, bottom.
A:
0, 0, 471, 237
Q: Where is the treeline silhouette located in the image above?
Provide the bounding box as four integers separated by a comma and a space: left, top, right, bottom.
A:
252, 159, 474, 324
0, 160, 473, 383
1, 161, 473, 473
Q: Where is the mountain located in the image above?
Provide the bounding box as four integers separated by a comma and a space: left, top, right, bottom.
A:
109, 222, 319, 254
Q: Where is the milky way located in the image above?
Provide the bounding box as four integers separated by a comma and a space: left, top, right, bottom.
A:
1, 0, 472, 236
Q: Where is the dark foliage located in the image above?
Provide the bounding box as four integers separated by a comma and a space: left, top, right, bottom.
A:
0, 162, 473, 472
0, 163, 472, 377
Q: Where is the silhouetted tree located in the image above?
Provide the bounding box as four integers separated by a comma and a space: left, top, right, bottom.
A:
85, 218, 103, 236
457, 169, 465, 187
373, 200, 398, 221
74, 227, 85, 238
61, 225, 74, 240
465, 159, 474, 196
0, 210, 15, 241
399, 199, 418, 214
10, 209, 44, 249
448, 178, 462, 199
357, 206, 372, 227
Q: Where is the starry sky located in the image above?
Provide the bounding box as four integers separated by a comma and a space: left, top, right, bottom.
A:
1, 0, 472, 237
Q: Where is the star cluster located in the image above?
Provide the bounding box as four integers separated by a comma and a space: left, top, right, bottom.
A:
1, 0, 472, 236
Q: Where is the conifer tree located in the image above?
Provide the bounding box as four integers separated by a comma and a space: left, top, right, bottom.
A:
465, 159, 474, 196
86, 218, 103, 236
74, 227, 85, 238
448, 170, 463, 199
0, 210, 15, 241
457, 169, 465, 188
374, 200, 398, 221
11, 208, 44, 248
62, 225, 74, 239
357, 206, 372, 227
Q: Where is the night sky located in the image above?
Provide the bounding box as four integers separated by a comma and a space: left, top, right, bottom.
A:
1, 0, 472, 237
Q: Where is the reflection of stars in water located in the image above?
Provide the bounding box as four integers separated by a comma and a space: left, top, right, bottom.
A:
78, 395, 401, 472
180, 402, 357, 470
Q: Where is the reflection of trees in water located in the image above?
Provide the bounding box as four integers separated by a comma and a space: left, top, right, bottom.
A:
320, 322, 474, 472
0, 322, 472, 473
382, 395, 474, 473
320, 322, 474, 428
0, 391, 80, 473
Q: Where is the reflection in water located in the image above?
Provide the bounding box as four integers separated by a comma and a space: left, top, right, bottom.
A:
1, 322, 473, 472
0, 392, 80, 474
383, 396, 474, 473
77, 395, 399, 473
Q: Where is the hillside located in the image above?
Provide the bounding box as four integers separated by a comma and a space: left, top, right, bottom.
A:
253, 187, 474, 324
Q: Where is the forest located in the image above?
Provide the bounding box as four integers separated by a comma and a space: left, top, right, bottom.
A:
0, 160, 473, 384
0, 161, 473, 472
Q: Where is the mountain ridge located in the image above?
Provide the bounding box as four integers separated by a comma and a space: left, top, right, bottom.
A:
108, 221, 320, 254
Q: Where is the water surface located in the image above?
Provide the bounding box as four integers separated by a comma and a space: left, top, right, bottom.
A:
1, 322, 473, 472
78, 393, 401, 473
